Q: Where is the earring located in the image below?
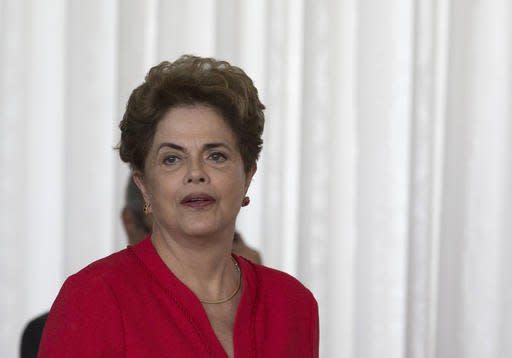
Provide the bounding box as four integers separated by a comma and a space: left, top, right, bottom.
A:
143, 202, 151, 214
242, 196, 250, 207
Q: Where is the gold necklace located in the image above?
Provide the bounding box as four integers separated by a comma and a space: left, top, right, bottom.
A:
199, 258, 241, 305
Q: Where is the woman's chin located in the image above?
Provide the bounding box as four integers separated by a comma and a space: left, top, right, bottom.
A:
181, 222, 222, 239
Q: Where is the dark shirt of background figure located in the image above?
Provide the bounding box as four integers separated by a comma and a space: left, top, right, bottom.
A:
20, 313, 47, 358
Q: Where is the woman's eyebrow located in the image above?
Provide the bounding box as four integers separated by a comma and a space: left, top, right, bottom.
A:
157, 142, 185, 152
203, 143, 231, 151
157, 142, 232, 153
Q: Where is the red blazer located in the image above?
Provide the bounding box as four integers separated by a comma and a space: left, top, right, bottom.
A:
39, 237, 319, 357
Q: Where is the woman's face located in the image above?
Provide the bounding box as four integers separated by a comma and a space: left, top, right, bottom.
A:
134, 105, 255, 239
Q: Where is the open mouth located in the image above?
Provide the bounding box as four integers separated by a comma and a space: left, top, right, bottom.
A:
180, 193, 216, 208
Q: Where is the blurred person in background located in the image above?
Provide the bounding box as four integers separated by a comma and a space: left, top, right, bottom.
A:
38, 55, 318, 357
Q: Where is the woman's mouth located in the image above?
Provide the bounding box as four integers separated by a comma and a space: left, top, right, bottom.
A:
180, 193, 216, 208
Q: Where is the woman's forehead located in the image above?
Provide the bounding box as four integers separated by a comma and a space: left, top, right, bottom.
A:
153, 106, 237, 146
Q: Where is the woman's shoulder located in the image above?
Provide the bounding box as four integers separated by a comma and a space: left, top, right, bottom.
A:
65, 244, 141, 289
40, 251, 130, 356
46, 245, 144, 326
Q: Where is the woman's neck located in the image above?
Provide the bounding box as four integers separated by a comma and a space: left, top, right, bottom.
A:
150, 225, 239, 302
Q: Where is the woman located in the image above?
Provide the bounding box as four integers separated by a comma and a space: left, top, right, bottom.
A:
39, 55, 319, 357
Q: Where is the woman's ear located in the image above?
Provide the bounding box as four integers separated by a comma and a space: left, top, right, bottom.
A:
133, 171, 150, 203
244, 164, 257, 191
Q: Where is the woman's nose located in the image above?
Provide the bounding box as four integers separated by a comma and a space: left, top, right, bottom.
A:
184, 158, 209, 184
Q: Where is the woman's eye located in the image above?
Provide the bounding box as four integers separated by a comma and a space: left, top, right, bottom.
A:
163, 155, 180, 165
209, 152, 227, 162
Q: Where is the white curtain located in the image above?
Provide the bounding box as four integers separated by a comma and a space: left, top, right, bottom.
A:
1, 0, 510, 357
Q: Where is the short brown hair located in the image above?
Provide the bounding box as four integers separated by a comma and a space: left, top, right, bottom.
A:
118, 55, 265, 173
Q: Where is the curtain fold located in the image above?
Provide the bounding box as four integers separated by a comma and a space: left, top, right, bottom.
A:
437, 0, 511, 357
63, 0, 118, 276
406, 0, 450, 357
1, 0, 67, 353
